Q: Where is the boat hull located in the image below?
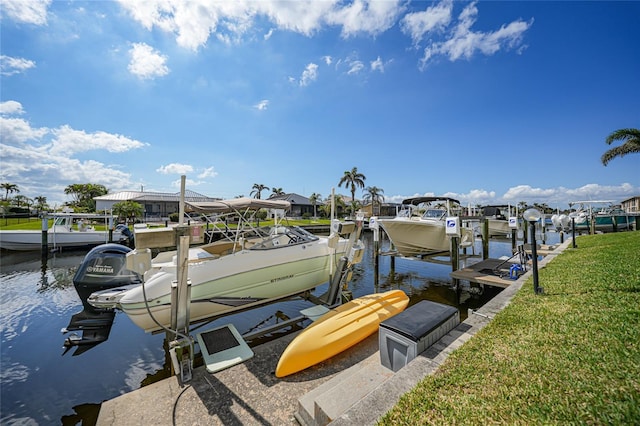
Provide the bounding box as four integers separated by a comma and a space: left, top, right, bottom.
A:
487, 218, 511, 238
114, 239, 352, 332
275, 290, 409, 377
377, 218, 473, 257
0, 230, 123, 251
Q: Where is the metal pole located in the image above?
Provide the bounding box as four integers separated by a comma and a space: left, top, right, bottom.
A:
571, 217, 577, 248
529, 221, 542, 294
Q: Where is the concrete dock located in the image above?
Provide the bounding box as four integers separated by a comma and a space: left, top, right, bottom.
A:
97, 241, 568, 426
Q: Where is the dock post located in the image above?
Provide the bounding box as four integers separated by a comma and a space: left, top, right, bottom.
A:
482, 218, 489, 260
571, 217, 577, 248
450, 236, 459, 287
41, 216, 48, 254
373, 226, 380, 290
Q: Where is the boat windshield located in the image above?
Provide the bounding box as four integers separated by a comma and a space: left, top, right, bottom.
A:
422, 209, 446, 220
249, 226, 319, 250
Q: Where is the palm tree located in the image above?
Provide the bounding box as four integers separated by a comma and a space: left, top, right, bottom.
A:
320, 194, 346, 217
112, 200, 144, 224
1, 183, 19, 201
309, 192, 321, 218
601, 128, 640, 166
338, 167, 366, 208
250, 184, 268, 199
13, 195, 30, 208
34, 196, 48, 214
271, 187, 285, 197
363, 186, 385, 216
64, 183, 108, 211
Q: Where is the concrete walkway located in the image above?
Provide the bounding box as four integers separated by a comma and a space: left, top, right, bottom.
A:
97, 240, 569, 426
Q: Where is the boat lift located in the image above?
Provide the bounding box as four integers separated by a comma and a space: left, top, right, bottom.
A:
123, 185, 365, 382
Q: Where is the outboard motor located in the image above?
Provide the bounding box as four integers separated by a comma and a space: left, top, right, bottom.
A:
115, 224, 135, 247
72, 243, 142, 310
64, 244, 142, 355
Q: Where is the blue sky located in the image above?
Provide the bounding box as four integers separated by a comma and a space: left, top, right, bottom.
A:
1, 0, 639, 210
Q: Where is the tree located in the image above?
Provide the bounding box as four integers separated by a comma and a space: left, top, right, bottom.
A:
363, 186, 385, 216
64, 183, 108, 211
601, 128, 640, 166
112, 200, 144, 224
34, 196, 49, 215
319, 194, 346, 218
1, 183, 19, 201
338, 167, 366, 208
250, 183, 268, 199
13, 195, 32, 208
271, 187, 285, 197
309, 192, 321, 218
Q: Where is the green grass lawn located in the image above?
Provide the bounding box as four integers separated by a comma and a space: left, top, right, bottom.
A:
379, 231, 640, 425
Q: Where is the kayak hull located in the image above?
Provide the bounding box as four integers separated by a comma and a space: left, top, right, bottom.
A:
275, 289, 409, 378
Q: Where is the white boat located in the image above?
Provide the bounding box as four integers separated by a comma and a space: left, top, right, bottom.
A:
376, 196, 474, 257
552, 201, 637, 233
87, 197, 365, 333
0, 212, 129, 251
480, 205, 514, 238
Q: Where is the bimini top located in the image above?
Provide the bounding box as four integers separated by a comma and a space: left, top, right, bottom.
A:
401, 196, 461, 206
185, 197, 291, 213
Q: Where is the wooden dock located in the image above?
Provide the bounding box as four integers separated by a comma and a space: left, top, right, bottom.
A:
450, 258, 521, 288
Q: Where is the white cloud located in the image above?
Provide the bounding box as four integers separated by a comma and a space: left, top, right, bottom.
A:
0, 0, 51, 25
299, 63, 319, 86
326, 0, 405, 38
0, 116, 49, 145
254, 100, 269, 110
417, 1, 532, 69
347, 60, 364, 75
400, 0, 453, 45
0, 55, 36, 76
128, 43, 170, 80
0, 101, 149, 206
117, 0, 405, 51
171, 178, 204, 188
49, 125, 148, 156
370, 56, 385, 73
115, 0, 530, 72
157, 163, 194, 175
386, 183, 639, 210
0, 100, 25, 116
322, 55, 333, 66
198, 167, 218, 179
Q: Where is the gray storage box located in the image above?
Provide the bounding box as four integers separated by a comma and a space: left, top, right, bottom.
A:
379, 300, 459, 372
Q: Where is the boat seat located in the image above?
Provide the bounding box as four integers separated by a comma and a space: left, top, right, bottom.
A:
200, 241, 242, 257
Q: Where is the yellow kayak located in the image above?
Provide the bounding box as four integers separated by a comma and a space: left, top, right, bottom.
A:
275, 289, 409, 378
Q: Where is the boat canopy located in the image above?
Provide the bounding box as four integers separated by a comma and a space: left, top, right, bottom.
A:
401, 196, 461, 206
185, 197, 291, 213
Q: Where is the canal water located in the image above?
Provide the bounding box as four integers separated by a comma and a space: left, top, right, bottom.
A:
0, 229, 560, 425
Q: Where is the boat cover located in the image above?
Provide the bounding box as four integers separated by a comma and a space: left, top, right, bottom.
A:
185, 197, 291, 213
401, 196, 461, 206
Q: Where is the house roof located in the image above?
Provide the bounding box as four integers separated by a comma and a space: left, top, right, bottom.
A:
94, 190, 218, 203
268, 193, 312, 205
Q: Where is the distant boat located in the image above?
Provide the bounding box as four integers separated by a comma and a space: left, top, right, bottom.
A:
480, 205, 514, 238
552, 201, 636, 233
87, 197, 365, 333
376, 196, 474, 257
0, 212, 130, 251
